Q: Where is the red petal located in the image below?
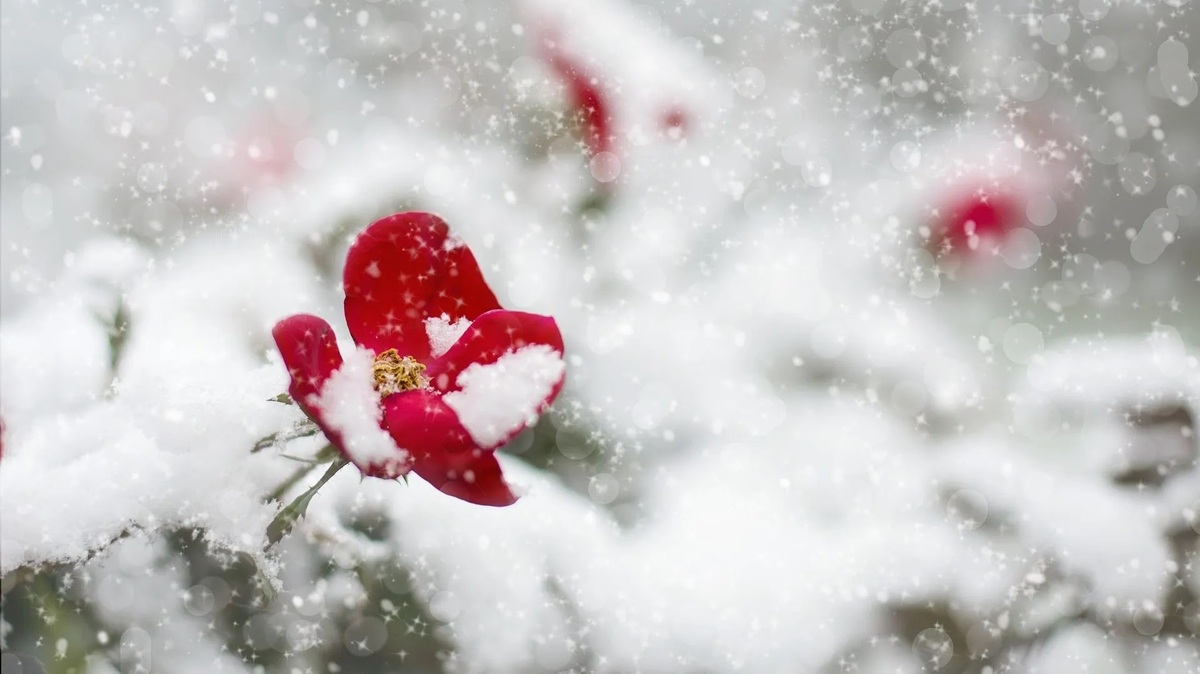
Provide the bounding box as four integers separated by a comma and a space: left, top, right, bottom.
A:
428, 452, 516, 507
383, 390, 518, 506
934, 191, 1019, 254
273, 316, 413, 479
343, 212, 501, 359
425, 309, 565, 394
272, 314, 344, 411
545, 50, 613, 156
422, 309, 564, 451
272, 313, 352, 458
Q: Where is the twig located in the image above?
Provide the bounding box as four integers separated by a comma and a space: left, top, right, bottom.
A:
252, 420, 321, 452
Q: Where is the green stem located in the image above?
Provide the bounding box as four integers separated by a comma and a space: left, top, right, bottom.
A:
266, 457, 349, 548
267, 445, 339, 502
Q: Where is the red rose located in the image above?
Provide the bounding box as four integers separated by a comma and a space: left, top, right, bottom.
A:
272, 212, 565, 506
932, 190, 1020, 255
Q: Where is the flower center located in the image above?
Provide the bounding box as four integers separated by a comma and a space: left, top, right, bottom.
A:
371, 348, 428, 396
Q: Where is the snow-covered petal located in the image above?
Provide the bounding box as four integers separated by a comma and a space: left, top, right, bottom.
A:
426, 309, 565, 396
312, 348, 411, 479
443, 344, 566, 449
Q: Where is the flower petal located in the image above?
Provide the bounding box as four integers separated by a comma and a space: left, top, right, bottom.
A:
272, 314, 355, 462
383, 390, 518, 506
935, 191, 1019, 254
425, 310, 565, 392
426, 451, 517, 508
274, 317, 412, 478
272, 314, 344, 410
313, 349, 412, 479
343, 212, 501, 359
424, 310, 565, 450
271, 314, 354, 460
546, 51, 613, 156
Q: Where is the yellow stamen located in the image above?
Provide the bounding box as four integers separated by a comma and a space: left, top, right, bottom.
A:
371, 349, 428, 396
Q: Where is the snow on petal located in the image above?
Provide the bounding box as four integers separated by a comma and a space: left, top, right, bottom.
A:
443, 345, 565, 448
425, 314, 472, 358
313, 348, 409, 477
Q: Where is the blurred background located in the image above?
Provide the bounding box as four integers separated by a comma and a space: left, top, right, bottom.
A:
1, 0, 1198, 672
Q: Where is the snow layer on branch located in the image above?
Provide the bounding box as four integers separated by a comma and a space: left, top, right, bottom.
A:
0, 366, 287, 575
0, 237, 148, 435
0, 234, 327, 575
564, 301, 784, 442
313, 348, 407, 468
444, 344, 565, 448
1021, 330, 1200, 412
940, 441, 1172, 611
0, 297, 111, 427
711, 219, 987, 414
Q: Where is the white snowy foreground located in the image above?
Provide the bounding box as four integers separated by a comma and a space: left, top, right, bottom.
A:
2, 0, 1199, 672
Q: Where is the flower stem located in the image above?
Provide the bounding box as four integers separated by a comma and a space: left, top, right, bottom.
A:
267, 445, 340, 502
266, 457, 349, 548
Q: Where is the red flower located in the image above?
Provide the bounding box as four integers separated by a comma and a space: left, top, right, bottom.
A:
540, 38, 613, 156
931, 190, 1020, 255
660, 107, 688, 140
272, 212, 566, 506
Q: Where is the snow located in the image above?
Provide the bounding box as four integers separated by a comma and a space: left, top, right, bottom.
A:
425, 314, 472, 357
312, 348, 408, 471
2, 0, 1199, 670
1026, 622, 1129, 674
79, 535, 259, 674
0, 236, 318, 575
443, 344, 565, 448
0, 364, 289, 576
1022, 331, 1200, 412
298, 402, 970, 672
941, 441, 1173, 610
